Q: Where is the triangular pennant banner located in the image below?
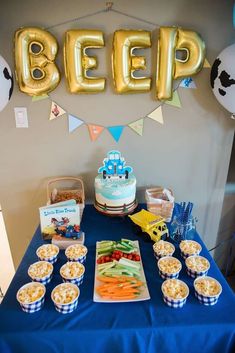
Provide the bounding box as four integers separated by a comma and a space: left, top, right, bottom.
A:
107, 126, 124, 142
165, 90, 181, 108
147, 106, 164, 124
179, 77, 196, 89
50, 101, 66, 120
68, 114, 84, 133
88, 124, 104, 141
203, 58, 211, 68
128, 118, 144, 136
32, 94, 49, 102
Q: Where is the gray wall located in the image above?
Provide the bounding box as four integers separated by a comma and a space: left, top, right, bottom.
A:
0, 0, 234, 267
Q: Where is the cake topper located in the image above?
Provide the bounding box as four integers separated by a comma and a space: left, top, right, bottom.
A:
98, 150, 133, 179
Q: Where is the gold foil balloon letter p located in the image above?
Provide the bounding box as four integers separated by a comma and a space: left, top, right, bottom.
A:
156, 27, 205, 100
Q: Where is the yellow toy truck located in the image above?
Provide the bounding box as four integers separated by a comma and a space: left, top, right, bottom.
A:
129, 209, 169, 242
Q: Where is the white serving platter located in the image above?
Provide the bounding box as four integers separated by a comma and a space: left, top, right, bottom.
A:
93, 240, 150, 303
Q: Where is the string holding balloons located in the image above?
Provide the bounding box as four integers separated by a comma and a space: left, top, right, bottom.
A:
0, 55, 14, 112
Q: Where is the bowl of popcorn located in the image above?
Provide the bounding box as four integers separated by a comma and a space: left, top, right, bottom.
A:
36, 244, 59, 264
179, 240, 202, 259
194, 276, 222, 305
65, 244, 88, 264
60, 261, 85, 286
157, 256, 182, 280
185, 255, 210, 278
153, 240, 175, 261
28, 261, 53, 285
51, 283, 80, 314
161, 278, 189, 308
16, 282, 46, 313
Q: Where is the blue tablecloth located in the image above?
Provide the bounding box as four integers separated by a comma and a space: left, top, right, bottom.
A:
0, 205, 235, 353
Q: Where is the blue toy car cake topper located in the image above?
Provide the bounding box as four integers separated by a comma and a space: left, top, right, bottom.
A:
98, 150, 133, 179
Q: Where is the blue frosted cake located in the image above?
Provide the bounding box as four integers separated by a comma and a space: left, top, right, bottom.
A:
94, 151, 137, 215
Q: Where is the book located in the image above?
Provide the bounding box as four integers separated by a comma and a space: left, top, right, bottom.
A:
52, 232, 85, 250
39, 199, 81, 240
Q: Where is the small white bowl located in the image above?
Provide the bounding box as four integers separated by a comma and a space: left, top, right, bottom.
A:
185, 255, 210, 278
51, 283, 80, 314
16, 282, 46, 313
161, 279, 189, 308
36, 244, 59, 264
153, 240, 175, 261
194, 276, 222, 305
179, 240, 202, 259
60, 261, 85, 286
157, 256, 182, 280
65, 244, 88, 264
28, 261, 53, 285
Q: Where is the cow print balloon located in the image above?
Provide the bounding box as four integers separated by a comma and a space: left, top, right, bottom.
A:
210, 44, 235, 116
0, 55, 14, 112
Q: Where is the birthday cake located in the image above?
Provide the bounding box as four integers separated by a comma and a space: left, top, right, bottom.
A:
94, 151, 137, 215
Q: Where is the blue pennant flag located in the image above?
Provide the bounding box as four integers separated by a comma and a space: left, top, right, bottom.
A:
108, 125, 124, 142
68, 114, 84, 133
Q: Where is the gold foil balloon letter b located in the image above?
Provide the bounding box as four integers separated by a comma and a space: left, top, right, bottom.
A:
64, 30, 105, 93
112, 30, 152, 93
156, 27, 205, 100
14, 27, 60, 96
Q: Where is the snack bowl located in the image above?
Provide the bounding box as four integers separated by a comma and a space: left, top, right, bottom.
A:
185, 255, 210, 278
60, 261, 85, 286
28, 261, 53, 285
153, 240, 175, 261
157, 256, 182, 280
194, 276, 222, 306
51, 283, 80, 314
36, 244, 59, 264
161, 278, 189, 308
65, 244, 88, 264
16, 282, 46, 313
179, 240, 202, 259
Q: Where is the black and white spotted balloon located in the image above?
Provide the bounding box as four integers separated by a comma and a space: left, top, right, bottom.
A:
0, 55, 14, 112
210, 44, 235, 117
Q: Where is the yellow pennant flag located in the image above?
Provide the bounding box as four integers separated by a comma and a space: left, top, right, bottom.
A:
203, 58, 211, 68
32, 94, 49, 102
147, 106, 164, 124
165, 90, 181, 108
128, 118, 144, 136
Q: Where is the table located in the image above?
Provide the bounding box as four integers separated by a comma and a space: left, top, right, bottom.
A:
1, 205, 235, 353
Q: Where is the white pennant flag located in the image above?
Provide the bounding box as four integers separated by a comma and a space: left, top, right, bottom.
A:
147, 106, 164, 124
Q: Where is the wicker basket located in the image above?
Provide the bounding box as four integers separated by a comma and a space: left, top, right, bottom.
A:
47, 177, 85, 220
145, 187, 174, 222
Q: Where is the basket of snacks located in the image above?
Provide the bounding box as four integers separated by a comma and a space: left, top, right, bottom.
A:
47, 177, 85, 220
145, 187, 174, 222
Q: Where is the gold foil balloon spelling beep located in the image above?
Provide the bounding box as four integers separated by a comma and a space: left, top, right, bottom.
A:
64, 30, 105, 93
156, 27, 205, 100
14, 27, 60, 96
112, 30, 152, 93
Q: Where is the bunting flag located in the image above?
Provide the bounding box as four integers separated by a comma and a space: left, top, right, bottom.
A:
165, 90, 181, 108
50, 101, 66, 120
147, 106, 164, 124
203, 58, 211, 68
128, 118, 144, 136
32, 94, 49, 102
107, 125, 124, 142
180, 77, 196, 89
88, 124, 104, 141
68, 114, 84, 133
